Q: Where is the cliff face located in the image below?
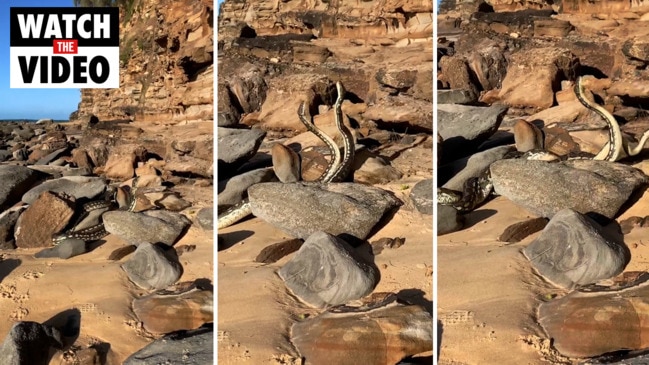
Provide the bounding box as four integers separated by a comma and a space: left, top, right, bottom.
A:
73, 0, 214, 124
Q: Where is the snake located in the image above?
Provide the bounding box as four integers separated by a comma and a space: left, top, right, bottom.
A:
437, 76, 628, 213
217, 81, 355, 229
51, 177, 140, 244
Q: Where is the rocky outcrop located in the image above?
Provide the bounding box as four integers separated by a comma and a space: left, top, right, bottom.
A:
73, 0, 213, 124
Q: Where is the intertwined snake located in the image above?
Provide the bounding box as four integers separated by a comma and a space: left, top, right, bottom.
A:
437, 76, 645, 213
51, 177, 140, 244
217, 81, 355, 229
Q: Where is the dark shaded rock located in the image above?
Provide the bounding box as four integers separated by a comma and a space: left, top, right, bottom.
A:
15, 191, 75, 248
34, 147, 68, 165
0, 321, 64, 365
278, 231, 379, 308
123, 325, 213, 365
133, 287, 212, 334
217, 127, 266, 174
439, 56, 479, 100
22, 176, 106, 204
491, 159, 648, 219
619, 216, 644, 235
0, 207, 24, 250
437, 89, 477, 105
103, 210, 190, 246
255, 238, 303, 264
440, 145, 513, 190
437, 104, 507, 164
121, 243, 183, 290
0, 165, 42, 212
217, 167, 276, 210
196, 207, 213, 230
108, 245, 137, 261
370, 237, 405, 255
498, 217, 548, 243
437, 204, 464, 235
34, 239, 86, 259
0, 150, 11, 162
249, 182, 402, 240
523, 209, 629, 289
291, 303, 432, 365
409, 179, 433, 215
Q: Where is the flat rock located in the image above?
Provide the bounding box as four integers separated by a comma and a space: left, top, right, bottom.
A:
491, 159, 648, 219
437, 204, 464, 235
440, 145, 514, 190
34, 239, 87, 259
0, 165, 42, 212
133, 287, 213, 334
0, 321, 64, 365
196, 207, 213, 230
437, 89, 477, 105
278, 231, 379, 308
409, 179, 433, 215
538, 280, 649, 358
34, 147, 68, 165
291, 303, 432, 365
249, 182, 402, 240
103, 210, 190, 246
437, 104, 507, 163
217, 167, 276, 210
15, 191, 75, 248
22, 176, 106, 204
123, 325, 213, 365
217, 127, 266, 175
121, 242, 183, 290
523, 209, 629, 289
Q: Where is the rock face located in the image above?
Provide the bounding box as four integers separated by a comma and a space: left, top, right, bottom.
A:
15, 192, 75, 248
123, 325, 213, 365
73, 0, 213, 123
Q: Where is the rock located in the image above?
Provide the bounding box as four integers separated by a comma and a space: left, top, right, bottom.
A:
196, 207, 213, 230
133, 287, 212, 334
439, 56, 479, 100
26, 165, 92, 178
249, 182, 402, 240
278, 231, 379, 308
0, 150, 11, 162
255, 238, 303, 264
34, 147, 68, 165
409, 179, 433, 215
490, 159, 648, 219
0, 321, 64, 365
22, 176, 106, 204
121, 243, 183, 290
103, 150, 136, 180
0, 207, 24, 250
0, 165, 42, 212
466, 40, 507, 92
34, 239, 87, 259
523, 209, 629, 289
622, 38, 649, 63
36, 118, 53, 125
498, 217, 548, 243
291, 303, 432, 365
533, 19, 573, 37
123, 325, 213, 365
15, 192, 75, 248
437, 204, 464, 235
353, 150, 403, 185
436, 89, 477, 104
437, 104, 507, 163
217, 168, 276, 210
440, 146, 513, 190
217, 127, 266, 173
103, 210, 191, 246
538, 281, 649, 358
362, 97, 433, 132
271, 143, 301, 183
146, 193, 191, 211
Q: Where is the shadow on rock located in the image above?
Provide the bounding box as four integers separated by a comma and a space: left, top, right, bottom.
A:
43, 308, 81, 349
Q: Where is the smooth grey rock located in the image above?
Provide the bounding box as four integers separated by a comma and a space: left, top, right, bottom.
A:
278, 231, 379, 308
27, 165, 92, 178
523, 209, 629, 289
196, 207, 213, 230
491, 159, 648, 219
121, 242, 183, 290
34, 239, 86, 259
437, 104, 507, 163
249, 182, 402, 240
34, 147, 68, 165
0, 150, 11, 162
409, 179, 433, 215
103, 211, 190, 246
0, 321, 63, 365
0, 165, 42, 212
22, 176, 106, 204
441, 145, 514, 190
217, 127, 266, 169
123, 325, 213, 365
437, 89, 478, 104
217, 167, 276, 209
437, 204, 464, 235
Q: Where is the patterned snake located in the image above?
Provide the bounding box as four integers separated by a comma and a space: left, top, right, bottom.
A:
217, 81, 355, 229
51, 177, 140, 244
437, 76, 638, 213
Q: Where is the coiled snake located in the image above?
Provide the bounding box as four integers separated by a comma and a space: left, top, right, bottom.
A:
217, 81, 355, 229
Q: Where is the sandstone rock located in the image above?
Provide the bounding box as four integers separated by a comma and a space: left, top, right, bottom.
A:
0, 207, 24, 250
291, 303, 432, 365
217, 127, 266, 172
409, 179, 433, 215
622, 37, 649, 63
123, 325, 213, 365
121, 243, 183, 290
437, 204, 464, 235
362, 96, 433, 132
15, 192, 74, 248
217, 168, 276, 210
22, 176, 106, 204
440, 146, 514, 190
278, 231, 379, 308
437, 89, 477, 104
103, 210, 190, 246
0, 166, 43, 212
353, 151, 403, 185
466, 40, 507, 92
523, 209, 629, 289
34, 239, 87, 259
533, 19, 573, 38
34, 147, 69, 166
490, 159, 648, 219
439, 56, 478, 100
133, 287, 212, 334
104, 150, 136, 180
249, 182, 402, 240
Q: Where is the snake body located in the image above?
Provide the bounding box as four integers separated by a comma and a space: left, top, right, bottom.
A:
218, 81, 355, 229
438, 76, 628, 213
